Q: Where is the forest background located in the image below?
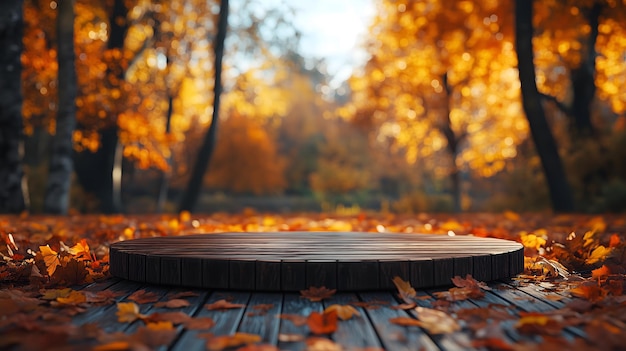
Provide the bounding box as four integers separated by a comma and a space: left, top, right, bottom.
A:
1, 0, 626, 215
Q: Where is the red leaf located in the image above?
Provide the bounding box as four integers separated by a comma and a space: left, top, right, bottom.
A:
307, 310, 338, 335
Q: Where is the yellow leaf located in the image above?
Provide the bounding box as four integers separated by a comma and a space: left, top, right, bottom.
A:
57, 291, 87, 305
41, 288, 73, 300
116, 302, 144, 323
586, 245, 612, 265
324, 304, 360, 320
39, 245, 61, 276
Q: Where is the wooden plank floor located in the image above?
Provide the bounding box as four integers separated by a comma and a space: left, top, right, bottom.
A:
68, 277, 586, 350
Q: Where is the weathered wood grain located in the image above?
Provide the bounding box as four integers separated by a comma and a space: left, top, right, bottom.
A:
110, 232, 524, 291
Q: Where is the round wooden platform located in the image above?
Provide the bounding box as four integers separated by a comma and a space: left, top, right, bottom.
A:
109, 232, 524, 291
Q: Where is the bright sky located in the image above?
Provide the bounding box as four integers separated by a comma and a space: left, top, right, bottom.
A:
285, 0, 375, 88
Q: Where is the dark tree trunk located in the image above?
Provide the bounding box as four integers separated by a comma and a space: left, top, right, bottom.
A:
570, 2, 601, 137
0, 0, 27, 213
44, 0, 77, 214
73, 0, 127, 213
441, 73, 462, 212
179, 0, 229, 212
515, 0, 575, 212
157, 93, 174, 212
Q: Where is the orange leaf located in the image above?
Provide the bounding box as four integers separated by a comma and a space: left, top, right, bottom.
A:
307, 310, 338, 335
569, 284, 607, 302
389, 316, 422, 327
205, 333, 262, 351
93, 341, 131, 351
300, 286, 336, 302
592, 265, 611, 279
69, 239, 91, 260
324, 304, 360, 320
609, 234, 621, 248
206, 299, 246, 310
39, 245, 61, 276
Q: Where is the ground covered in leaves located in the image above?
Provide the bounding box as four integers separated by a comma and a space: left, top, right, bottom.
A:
1, 211, 626, 350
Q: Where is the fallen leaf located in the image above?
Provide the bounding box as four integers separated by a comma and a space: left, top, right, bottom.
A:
69, 239, 91, 261
307, 310, 338, 335
205, 333, 262, 351
184, 317, 216, 330
391, 303, 416, 310
300, 286, 336, 302
93, 341, 131, 351
155, 298, 191, 308
586, 245, 612, 265
569, 284, 607, 302
116, 302, 145, 323
41, 288, 73, 300
278, 333, 305, 342
414, 306, 460, 334
56, 290, 87, 305
515, 313, 564, 336
324, 304, 360, 320
206, 299, 246, 310
145, 311, 191, 324
85, 290, 124, 305
127, 289, 159, 304
146, 320, 175, 331
389, 316, 422, 327
39, 245, 61, 276
392, 276, 416, 302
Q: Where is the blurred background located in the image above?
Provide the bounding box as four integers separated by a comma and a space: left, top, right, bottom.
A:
3, 0, 626, 214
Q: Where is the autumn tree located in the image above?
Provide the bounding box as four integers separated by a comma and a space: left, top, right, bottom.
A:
344, 0, 526, 211
534, 0, 626, 138
0, 0, 27, 213
44, 0, 77, 214
515, 0, 575, 212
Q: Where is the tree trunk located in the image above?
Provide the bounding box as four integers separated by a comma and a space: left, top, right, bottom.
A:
44, 0, 77, 214
73, 0, 127, 213
179, 0, 229, 212
515, 0, 575, 212
441, 72, 462, 212
157, 93, 174, 212
0, 0, 27, 213
570, 2, 601, 137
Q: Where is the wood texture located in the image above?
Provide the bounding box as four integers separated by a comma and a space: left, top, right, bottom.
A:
68, 277, 594, 350
110, 232, 523, 291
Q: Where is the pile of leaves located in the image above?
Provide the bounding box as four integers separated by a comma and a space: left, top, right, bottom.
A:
1, 211, 626, 350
